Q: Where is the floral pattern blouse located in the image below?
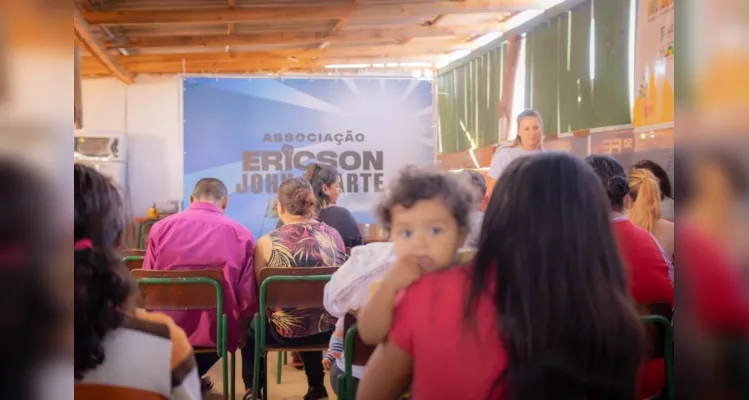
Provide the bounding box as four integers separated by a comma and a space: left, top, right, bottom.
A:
266, 222, 346, 338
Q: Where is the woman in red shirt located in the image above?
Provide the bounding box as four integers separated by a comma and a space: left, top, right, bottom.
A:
358, 152, 645, 400
585, 155, 675, 399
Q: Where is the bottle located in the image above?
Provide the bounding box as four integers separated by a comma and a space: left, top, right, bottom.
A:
147, 203, 160, 219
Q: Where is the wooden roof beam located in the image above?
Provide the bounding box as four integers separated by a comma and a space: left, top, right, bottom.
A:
74, 8, 134, 84
83, 45, 458, 67
107, 24, 498, 49
82, 0, 545, 25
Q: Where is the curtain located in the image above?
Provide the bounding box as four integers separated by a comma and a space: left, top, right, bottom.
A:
437, 46, 505, 153
592, 0, 633, 127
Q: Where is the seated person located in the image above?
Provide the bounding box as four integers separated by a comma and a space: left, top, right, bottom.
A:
74, 164, 201, 400
358, 152, 646, 400
143, 178, 257, 391
585, 155, 675, 399
324, 166, 478, 396
459, 169, 487, 248
247, 177, 346, 400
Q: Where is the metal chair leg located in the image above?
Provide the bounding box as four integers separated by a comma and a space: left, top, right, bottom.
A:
230, 351, 235, 400
276, 351, 283, 384
283, 351, 288, 365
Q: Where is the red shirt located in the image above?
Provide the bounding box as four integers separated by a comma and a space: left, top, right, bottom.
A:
612, 218, 674, 306
679, 225, 749, 334
389, 265, 507, 400
612, 217, 674, 399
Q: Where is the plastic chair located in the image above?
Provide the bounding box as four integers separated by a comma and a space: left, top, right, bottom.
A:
120, 248, 147, 258
639, 302, 674, 400
122, 255, 145, 271
132, 269, 234, 400
252, 267, 338, 399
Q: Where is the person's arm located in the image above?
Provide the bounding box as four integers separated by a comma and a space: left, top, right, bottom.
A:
253, 235, 269, 283
141, 224, 160, 270
357, 342, 413, 400
358, 278, 420, 400
356, 256, 421, 345
236, 232, 258, 317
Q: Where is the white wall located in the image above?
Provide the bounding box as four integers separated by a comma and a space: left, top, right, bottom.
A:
81, 75, 183, 216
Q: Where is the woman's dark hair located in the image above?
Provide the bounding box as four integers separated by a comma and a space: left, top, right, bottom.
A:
376, 165, 478, 231
0, 160, 60, 399
304, 163, 341, 210
584, 154, 630, 210
74, 163, 135, 379
278, 176, 317, 217
632, 159, 673, 200
471, 152, 644, 400
460, 169, 487, 199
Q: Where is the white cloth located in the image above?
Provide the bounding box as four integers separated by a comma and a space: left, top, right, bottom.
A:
323, 242, 396, 319
324, 242, 396, 380
487, 145, 537, 180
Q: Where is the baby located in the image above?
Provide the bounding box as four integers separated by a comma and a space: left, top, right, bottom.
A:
356, 165, 479, 345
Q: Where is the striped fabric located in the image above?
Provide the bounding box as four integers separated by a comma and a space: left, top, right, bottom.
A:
75, 310, 201, 400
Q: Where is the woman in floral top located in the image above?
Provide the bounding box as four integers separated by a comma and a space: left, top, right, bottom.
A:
244, 177, 346, 400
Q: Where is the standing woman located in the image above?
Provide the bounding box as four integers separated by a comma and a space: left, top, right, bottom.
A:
486, 109, 543, 191
278, 163, 363, 248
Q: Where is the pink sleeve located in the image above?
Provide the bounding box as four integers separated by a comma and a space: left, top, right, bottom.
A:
388, 286, 421, 355
141, 224, 158, 270
236, 233, 258, 317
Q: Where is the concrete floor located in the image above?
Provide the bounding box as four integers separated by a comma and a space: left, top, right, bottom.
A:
203, 351, 336, 400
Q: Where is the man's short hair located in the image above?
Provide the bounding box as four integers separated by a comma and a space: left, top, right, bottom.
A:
192, 178, 228, 201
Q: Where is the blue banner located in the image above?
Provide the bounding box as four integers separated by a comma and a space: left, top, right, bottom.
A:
183, 77, 435, 237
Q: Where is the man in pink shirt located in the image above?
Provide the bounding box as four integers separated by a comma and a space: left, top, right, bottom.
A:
143, 178, 257, 388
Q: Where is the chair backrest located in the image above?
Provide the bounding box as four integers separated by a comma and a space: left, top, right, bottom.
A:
456, 248, 476, 264
359, 223, 387, 243
122, 256, 145, 271
121, 248, 147, 258
638, 302, 673, 359
258, 267, 338, 309
131, 269, 224, 311
75, 384, 167, 400
343, 312, 376, 366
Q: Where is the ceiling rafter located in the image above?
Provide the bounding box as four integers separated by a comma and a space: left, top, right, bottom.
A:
81, 1, 543, 25
74, 8, 133, 84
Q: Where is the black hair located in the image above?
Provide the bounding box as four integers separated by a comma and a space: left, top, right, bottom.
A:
460, 169, 487, 199
277, 176, 317, 217
471, 152, 644, 400
632, 159, 673, 200
304, 163, 341, 211
376, 165, 478, 232
0, 160, 60, 399
192, 177, 228, 202
74, 163, 135, 379
584, 154, 630, 211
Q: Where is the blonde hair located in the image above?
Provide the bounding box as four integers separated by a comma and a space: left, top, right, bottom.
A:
627, 168, 662, 234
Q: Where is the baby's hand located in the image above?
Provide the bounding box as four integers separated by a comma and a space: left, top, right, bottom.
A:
382, 255, 422, 292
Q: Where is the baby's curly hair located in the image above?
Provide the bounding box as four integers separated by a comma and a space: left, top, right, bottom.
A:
376, 165, 479, 232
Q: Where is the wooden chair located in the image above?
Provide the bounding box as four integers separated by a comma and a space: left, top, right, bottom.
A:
252, 267, 338, 399
120, 248, 146, 258
337, 312, 376, 400
359, 223, 387, 243
122, 256, 145, 271
638, 302, 674, 400
138, 219, 160, 249
74, 384, 167, 400
456, 247, 477, 263
131, 269, 234, 400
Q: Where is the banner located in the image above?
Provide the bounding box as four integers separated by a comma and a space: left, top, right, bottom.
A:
183, 77, 435, 236
632, 0, 675, 127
